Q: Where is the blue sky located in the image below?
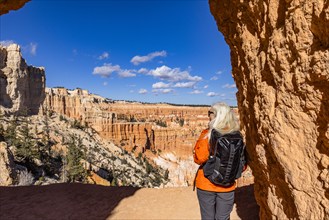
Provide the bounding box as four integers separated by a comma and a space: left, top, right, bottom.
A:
0, 0, 237, 106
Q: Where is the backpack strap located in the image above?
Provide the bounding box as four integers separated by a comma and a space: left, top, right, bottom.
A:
223, 142, 236, 183
193, 165, 202, 191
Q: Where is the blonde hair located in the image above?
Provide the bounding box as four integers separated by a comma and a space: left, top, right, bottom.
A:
207, 102, 240, 139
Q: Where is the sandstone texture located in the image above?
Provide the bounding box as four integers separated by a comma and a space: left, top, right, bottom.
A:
0, 142, 17, 186
0, 0, 30, 15
45, 88, 210, 155
44, 88, 254, 187
44, 88, 211, 185
210, 0, 329, 219
0, 44, 45, 115
45, 88, 209, 154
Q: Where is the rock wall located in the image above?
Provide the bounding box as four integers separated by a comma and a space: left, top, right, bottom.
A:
0, 142, 17, 186
209, 0, 329, 219
45, 87, 209, 158
0, 0, 30, 15
44, 88, 213, 186
0, 44, 45, 115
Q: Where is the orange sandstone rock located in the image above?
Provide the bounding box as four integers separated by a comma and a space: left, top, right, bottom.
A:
0, 0, 30, 15
210, 0, 329, 219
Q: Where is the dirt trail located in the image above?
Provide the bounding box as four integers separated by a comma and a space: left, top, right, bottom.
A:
109, 186, 259, 220
0, 183, 259, 220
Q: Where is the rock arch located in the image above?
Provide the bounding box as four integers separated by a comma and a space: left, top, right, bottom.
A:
209, 0, 329, 219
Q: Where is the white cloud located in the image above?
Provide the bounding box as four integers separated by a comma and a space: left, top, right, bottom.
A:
152, 88, 174, 94
92, 63, 121, 77
139, 89, 148, 94
210, 76, 219, 81
152, 82, 171, 89
173, 81, 196, 88
207, 92, 219, 97
118, 70, 136, 78
131, 50, 167, 65
190, 90, 203, 94
161, 89, 173, 94
208, 93, 226, 97
222, 83, 236, 88
148, 65, 202, 82
103, 82, 108, 86
138, 68, 149, 74
216, 70, 223, 75
98, 52, 109, 60
29, 43, 37, 56
204, 85, 209, 89
0, 40, 15, 47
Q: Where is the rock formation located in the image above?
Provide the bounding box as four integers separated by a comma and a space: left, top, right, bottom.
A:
44, 88, 255, 186
0, 44, 45, 115
0, 43, 254, 187
0, 0, 30, 15
44, 88, 217, 185
209, 0, 329, 219
44, 88, 210, 157
0, 142, 17, 186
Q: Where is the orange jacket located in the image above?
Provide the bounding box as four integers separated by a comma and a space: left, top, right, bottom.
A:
193, 129, 236, 192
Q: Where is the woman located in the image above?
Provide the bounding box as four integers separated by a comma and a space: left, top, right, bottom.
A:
193, 102, 241, 220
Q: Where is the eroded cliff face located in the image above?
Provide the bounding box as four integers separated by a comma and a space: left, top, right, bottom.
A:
45, 87, 209, 157
44, 87, 255, 186
0, 142, 17, 186
44, 88, 213, 185
209, 0, 329, 219
0, 44, 45, 115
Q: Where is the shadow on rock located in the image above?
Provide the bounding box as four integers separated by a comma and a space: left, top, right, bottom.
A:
235, 184, 260, 220
0, 183, 140, 220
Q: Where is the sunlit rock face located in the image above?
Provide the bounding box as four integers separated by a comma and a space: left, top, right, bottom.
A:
44, 88, 211, 186
0, 44, 45, 115
45, 88, 210, 158
45, 88, 255, 187
0, 142, 17, 186
0, 0, 30, 15
210, 0, 329, 219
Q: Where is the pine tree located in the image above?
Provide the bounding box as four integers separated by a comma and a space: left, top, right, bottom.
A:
43, 108, 51, 154
60, 149, 67, 182
16, 115, 38, 161
66, 135, 87, 183
4, 115, 19, 147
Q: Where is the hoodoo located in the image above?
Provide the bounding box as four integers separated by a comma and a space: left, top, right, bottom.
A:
0, 44, 45, 115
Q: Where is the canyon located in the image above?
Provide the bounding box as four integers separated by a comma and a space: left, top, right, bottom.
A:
0, 43, 253, 187
44, 87, 210, 186
44, 87, 210, 157
44, 87, 252, 186
4, 0, 327, 218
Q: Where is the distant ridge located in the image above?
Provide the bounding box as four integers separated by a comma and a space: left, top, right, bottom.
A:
50, 86, 236, 108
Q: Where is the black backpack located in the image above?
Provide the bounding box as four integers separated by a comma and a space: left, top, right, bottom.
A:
202, 129, 247, 187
